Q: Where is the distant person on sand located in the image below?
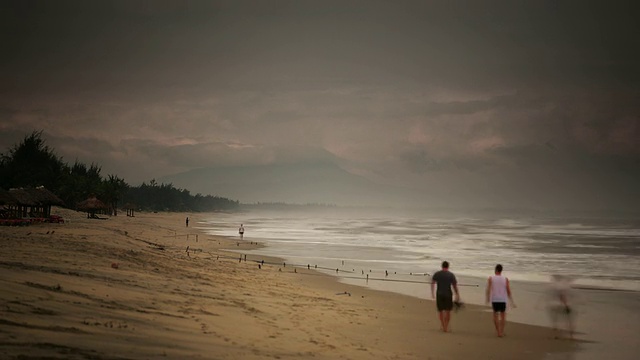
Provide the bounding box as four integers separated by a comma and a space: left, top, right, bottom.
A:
486, 264, 515, 337
431, 261, 460, 332
186, 217, 189, 227
239, 224, 245, 239
547, 274, 575, 339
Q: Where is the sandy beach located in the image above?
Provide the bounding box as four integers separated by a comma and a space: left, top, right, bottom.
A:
1, 208, 578, 359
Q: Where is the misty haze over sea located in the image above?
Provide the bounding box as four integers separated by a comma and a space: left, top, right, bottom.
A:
159, 161, 640, 213
199, 207, 640, 292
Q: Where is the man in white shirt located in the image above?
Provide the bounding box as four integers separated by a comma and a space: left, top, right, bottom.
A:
486, 264, 515, 337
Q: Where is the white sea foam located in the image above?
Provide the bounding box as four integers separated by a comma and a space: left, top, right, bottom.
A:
199, 209, 640, 292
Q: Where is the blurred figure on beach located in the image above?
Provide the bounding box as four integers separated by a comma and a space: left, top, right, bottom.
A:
239, 224, 245, 240
486, 264, 515, 337
185, 217, 189, 227
548, 274, 575, 339
431, 260, 460, 332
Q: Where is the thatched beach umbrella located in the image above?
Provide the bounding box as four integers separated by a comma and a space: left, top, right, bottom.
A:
123, 203, 136, 217
77, 196, 108, 218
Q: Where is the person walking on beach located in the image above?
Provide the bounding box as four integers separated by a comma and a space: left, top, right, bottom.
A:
239, 224, 245, 240
547, 274, 575, 339
185, 217, 189, 227
431, 261, 460, 332
486, 264, 515, 337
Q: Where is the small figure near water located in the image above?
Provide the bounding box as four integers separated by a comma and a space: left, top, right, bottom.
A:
547, 274, 575, 339
486, 264, 516, 337
239, 224, 245, 240
431, 260, 460, 332
186, 217, 189, 227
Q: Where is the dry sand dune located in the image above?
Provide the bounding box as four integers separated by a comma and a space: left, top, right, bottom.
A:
0, 208, 576, 359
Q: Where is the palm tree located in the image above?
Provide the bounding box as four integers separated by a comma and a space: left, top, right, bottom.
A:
102, 174, 128, 216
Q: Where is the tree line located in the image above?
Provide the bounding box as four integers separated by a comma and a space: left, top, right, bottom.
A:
0, 131, 239, 214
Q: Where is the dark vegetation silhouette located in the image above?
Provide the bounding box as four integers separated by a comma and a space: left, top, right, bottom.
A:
0, 131, 239, 214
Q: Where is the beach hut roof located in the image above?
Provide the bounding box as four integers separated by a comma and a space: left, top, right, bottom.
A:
77, 196, 108, 211
0, 188, 17, 205
8, 188, 37, 206
25, 186, 64, 205
5, 187, 64, 206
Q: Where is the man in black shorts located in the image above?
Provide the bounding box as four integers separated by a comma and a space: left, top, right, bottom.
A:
485, 264, 515, 337
431, 261, 460, 332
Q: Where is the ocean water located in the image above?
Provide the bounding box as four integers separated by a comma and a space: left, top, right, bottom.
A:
199, 208, 640, 359
198, 208, 640, 292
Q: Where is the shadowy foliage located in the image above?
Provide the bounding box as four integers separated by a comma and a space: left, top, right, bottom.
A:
0, 131, 65, 191
0, 131, 239, 213
126, 180, 239, 212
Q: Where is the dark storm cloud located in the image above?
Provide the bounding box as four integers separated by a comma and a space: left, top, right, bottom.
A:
1, 0, 638, 210
3, 0, 638, 93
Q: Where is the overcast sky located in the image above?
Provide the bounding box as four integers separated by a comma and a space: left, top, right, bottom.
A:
1, 1, 639, 211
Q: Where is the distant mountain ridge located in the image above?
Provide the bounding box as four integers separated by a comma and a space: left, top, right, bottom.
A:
158, 161, 409, 206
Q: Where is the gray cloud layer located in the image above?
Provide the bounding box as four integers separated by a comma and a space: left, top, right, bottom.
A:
1, 1, 639, 211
